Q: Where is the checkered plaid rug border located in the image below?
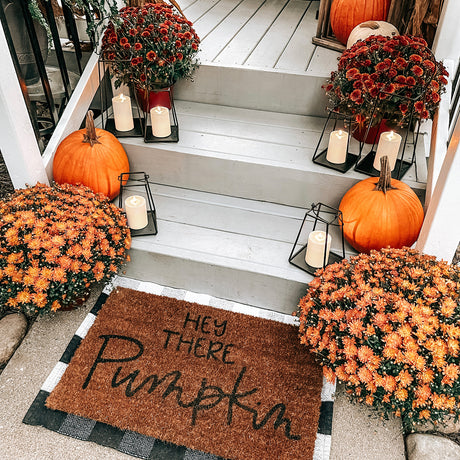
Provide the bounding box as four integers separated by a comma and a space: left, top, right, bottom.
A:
23, 277, 334, 460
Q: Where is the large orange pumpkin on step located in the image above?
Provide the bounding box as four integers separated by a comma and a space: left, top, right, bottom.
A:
339, 156, 424, 253
330, 0, 391, 46
53, 111, 129, 200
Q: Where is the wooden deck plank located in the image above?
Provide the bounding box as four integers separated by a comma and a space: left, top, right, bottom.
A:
181, 0, 222, 23
179, 0, 200, 11
174, 129, 316, 164
193, 0, 244, 39
306, 45, 341, 77
214, 0, 289, 66
176, 100, 325, 130
198, 0, 266, 62
275, 1, 318, 72
245, 0, 310, 68
179, 113, 322, 147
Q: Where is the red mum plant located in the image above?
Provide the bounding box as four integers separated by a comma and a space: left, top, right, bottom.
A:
324, 35, 448, 130
100, 2, 200, 91
0, 183, 131, 316
297, 247, 460, 430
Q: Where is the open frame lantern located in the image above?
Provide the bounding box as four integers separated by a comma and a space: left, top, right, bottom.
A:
141, 87, 179, 143
354, 90, 425, 181
312, 108, 359, 173
98, 58, 145, 138
118, 172, 158, 237
289, 203, 345, 275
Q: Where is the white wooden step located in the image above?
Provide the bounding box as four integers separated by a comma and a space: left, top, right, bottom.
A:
174, 63, 329, 116
120, 101, 427, 209
124, 183, 354, 313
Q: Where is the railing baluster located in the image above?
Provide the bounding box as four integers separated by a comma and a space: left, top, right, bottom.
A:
62, 2, 84, 74
42, 0, 72, 102
19, 0, 59, 127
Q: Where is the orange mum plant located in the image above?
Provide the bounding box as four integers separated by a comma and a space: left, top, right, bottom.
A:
0, 183, 131, 316
297, 247, 460, 429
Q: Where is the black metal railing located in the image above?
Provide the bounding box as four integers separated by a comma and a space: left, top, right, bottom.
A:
0, 0, 96, 150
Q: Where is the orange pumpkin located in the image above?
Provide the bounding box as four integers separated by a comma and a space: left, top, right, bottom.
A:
339, 156, 424, 253
53, 111, 129, 200
330, 0, 391, 46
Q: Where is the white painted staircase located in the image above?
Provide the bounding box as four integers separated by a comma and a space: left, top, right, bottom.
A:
118, 87, 427, 315
43, 0, 429, 315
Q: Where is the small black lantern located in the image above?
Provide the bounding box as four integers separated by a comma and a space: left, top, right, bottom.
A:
312, 109, 359, 173
97, 58, 145, 138
289, 203, 345, 275
118, 172, 158, 236
141, 87, 179, 143
354, 91, 422, 180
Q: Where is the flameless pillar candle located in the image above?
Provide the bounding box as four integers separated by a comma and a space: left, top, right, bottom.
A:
373, 131, 402, 171
326, 129, 348, 164
150, 106, 171, 138
305, 230, 332, 268
112, 93, 134, 132
125, 195, 148, 230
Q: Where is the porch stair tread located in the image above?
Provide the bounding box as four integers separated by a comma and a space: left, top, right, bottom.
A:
121, 100, 426, 209
126, 182, 356, 312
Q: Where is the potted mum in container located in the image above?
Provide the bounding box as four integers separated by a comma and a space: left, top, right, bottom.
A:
100, 2, 200, 111
0, 183, 131, 316
324, 35, 448, 142
297, 247, 460, 431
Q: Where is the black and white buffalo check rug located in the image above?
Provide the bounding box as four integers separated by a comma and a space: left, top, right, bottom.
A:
23, 276, 334, 460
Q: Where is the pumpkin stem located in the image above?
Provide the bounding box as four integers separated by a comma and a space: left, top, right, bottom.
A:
359, 21, 380, 30
375, 156, 395, 194
83, 110, 101, 147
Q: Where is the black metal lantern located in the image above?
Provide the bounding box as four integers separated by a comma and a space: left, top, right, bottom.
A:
289, 203, 345, 275
142, 87, 179, 143
354, 91, 422, 180
98, 58, 145, 138
312, 108, 359, 173
118, 172, 158, 236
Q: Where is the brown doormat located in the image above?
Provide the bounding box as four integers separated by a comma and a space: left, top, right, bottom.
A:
46, 287, 323, 460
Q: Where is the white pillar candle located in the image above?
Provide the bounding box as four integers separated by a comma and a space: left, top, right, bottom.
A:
305, 230, 332, 268
150, 106, 171, 138
112, 93, 134, 132
326, 129, 348, 164
373, 130, 402, 171
125, 195, 148, 230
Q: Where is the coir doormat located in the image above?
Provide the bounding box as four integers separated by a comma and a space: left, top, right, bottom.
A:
24, 284, 331, 460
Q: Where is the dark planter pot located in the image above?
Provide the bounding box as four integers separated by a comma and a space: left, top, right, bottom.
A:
2, 0, 49, 85
136, 86, 173, 112
353, 119, 392, 144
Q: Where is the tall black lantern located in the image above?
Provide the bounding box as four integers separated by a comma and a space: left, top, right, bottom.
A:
97, 58, 145, 138
354, 91, 422, 180
289, 203, 345, 275
140, 87, 179, 143
312, 108, 359, 173
118, 172, 158, 237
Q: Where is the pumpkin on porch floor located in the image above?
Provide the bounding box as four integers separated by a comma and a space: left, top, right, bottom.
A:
53, 111, 129, 200
346, 20, 399, 48
339, 156, 424, 253
330, 0, 391, 45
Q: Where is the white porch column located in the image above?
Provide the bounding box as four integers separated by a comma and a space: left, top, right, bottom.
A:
416, 113, 460, 262
432, 0, 460, 61
0, 23, 49, 189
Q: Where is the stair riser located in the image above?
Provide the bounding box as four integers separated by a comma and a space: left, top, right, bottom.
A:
125, 247, 308, 314
124, 143, 426, 208
175, 64, 328, 116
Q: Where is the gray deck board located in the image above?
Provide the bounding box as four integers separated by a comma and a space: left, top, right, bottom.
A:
188, 0, 341, 75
